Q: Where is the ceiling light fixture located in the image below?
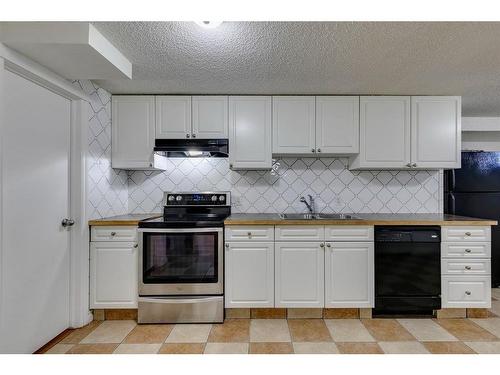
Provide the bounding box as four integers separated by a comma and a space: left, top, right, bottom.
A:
195, 21, 223, 29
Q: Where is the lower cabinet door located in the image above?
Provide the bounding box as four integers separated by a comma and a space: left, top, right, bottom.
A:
90, 242, 138, 308
325, 242, 374, 308
275, 242, 324, 308
225, 242, 274, 308
442, 275, 491, 308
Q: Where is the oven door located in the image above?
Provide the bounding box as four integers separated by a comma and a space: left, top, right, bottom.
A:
138, 227, 223, 296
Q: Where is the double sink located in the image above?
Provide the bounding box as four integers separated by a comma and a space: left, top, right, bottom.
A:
278, 213, 361, 220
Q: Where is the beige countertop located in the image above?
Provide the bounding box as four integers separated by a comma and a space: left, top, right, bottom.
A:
88, 213, 161, 226
224, 213, 498, 226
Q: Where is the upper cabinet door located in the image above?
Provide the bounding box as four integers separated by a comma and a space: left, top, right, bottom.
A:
272, 96, 316, 154
111, 96, 156, 169
316, 96, 359, 154
155, 96, 192, 139
350, 96, 411, 169
192, 96, 229, 139
411, 96, 461, 169
229, 96, 272, 170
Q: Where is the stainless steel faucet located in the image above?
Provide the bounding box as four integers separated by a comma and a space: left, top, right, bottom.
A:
300, 194, 315, 214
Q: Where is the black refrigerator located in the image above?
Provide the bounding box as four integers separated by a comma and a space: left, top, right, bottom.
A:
444, 151, 500, 287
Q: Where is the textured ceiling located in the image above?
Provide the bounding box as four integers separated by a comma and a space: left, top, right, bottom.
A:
93, 22, 500, 116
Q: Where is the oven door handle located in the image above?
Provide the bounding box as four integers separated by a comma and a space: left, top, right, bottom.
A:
138, 227, 223, 233
138, 296, 222, 304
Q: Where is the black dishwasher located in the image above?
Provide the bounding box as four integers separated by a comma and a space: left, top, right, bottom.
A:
374, 226, 441, 316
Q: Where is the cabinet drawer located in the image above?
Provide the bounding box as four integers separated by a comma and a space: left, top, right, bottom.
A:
275, 225, 324, 241
441, 226, 491, 242
91, 226, 138, 242
441, 259, 491, 275
441, 242, 491, 258
324, 226, 373, 242
225, 226, 274, 241
442, 276, 491, 308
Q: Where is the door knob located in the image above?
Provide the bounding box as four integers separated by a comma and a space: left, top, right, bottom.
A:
61, 218, 75, 227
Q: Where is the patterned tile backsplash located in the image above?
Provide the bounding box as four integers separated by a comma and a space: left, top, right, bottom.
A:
127, 158, 443, 214
73, 80, 128, 219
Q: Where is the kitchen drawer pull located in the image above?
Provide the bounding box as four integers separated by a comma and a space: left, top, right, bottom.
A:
465, 248, 472, 253
465, 232, 472, 236
465, 266, 472, 270
110, 231, 117, 236
465, 291, 472, 296
320, 243, 325, 248
311, 148, 316, 153
247, 232, 252, 236
133, 243, 138, 248
326, 243, 331, 247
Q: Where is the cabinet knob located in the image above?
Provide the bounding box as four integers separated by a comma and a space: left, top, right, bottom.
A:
186, 134, 190, 138
229, 163, 233, 169
311, 148, 316, 153
320, 243, 325, 248
317, 148, 321, 153
465, 266, 472, 270
465, 232, 472, 236
225, 243, 229, 248
247, 232, 252, 236
412, 163, 417, 168
133, 244, 138, 248
192, 134, 196, 138
406, 163, 412, 168
326, 243, 331, 247
465, 291, 472, 296
110, 232, 116, 236
149, 162, 153, 167
465, 248, 472, 253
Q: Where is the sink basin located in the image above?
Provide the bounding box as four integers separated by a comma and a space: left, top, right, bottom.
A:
279, 213, 317, 220
316, 213, 360, 220
278, 213, 360, 220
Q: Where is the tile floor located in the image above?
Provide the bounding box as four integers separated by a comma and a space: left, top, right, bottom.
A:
42, 291, 500, 354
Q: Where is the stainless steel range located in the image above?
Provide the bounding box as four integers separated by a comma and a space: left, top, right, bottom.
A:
137, 192, 230, 323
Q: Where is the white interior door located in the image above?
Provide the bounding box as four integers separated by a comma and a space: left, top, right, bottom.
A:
1, 69, 71, 353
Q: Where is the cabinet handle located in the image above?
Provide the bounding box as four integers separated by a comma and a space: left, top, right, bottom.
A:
192, 134, 196, 138
229, 164, 233, 169
317, 148, 321, 153
311, 148, 316, 153
465, 248, 472, 253
412, 163, 417, 168
247, 232, 252, 237
465, 266, 472, 270
225, 243, 229, 248
320, 243, 325, 248
465, 232, 472, 236
133, 244, 138, 248
110, 232, 116, 236
186, 134, 190, 138
406, 163, 412, 168
326, 243, 331, 247
465, 291, 472, 296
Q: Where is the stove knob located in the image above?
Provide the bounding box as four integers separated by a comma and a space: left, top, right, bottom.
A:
211, 195, 217, 202
176, 195, 182, 202
219, 195, 225, 202
168, 195, 174, 201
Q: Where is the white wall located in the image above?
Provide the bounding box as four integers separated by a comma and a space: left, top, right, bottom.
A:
127, 158, 442, 214
71, 80, 128, 219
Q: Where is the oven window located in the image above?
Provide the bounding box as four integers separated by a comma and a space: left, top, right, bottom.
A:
142, 231, 219, 284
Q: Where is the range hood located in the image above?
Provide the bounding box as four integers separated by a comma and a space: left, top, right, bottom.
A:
154, 139, 228, 158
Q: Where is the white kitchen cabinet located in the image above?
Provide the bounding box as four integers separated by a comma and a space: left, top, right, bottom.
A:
441, 276, 491, 308
90, 241, 138, 309
275, 242, 324, 308
229, 96, 272, 170
411, 96, 461, 169
224, 242, 274, 308
350, 96, 411, 169
316, 96, 359, 154
325, 242, 374, 308
272, 96, 316, 154
192, 96, 228, 138
155, 96, 192, 139
112, 96, 164, 170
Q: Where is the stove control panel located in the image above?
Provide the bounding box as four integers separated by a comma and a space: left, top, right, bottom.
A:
164, 192, 231, 206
